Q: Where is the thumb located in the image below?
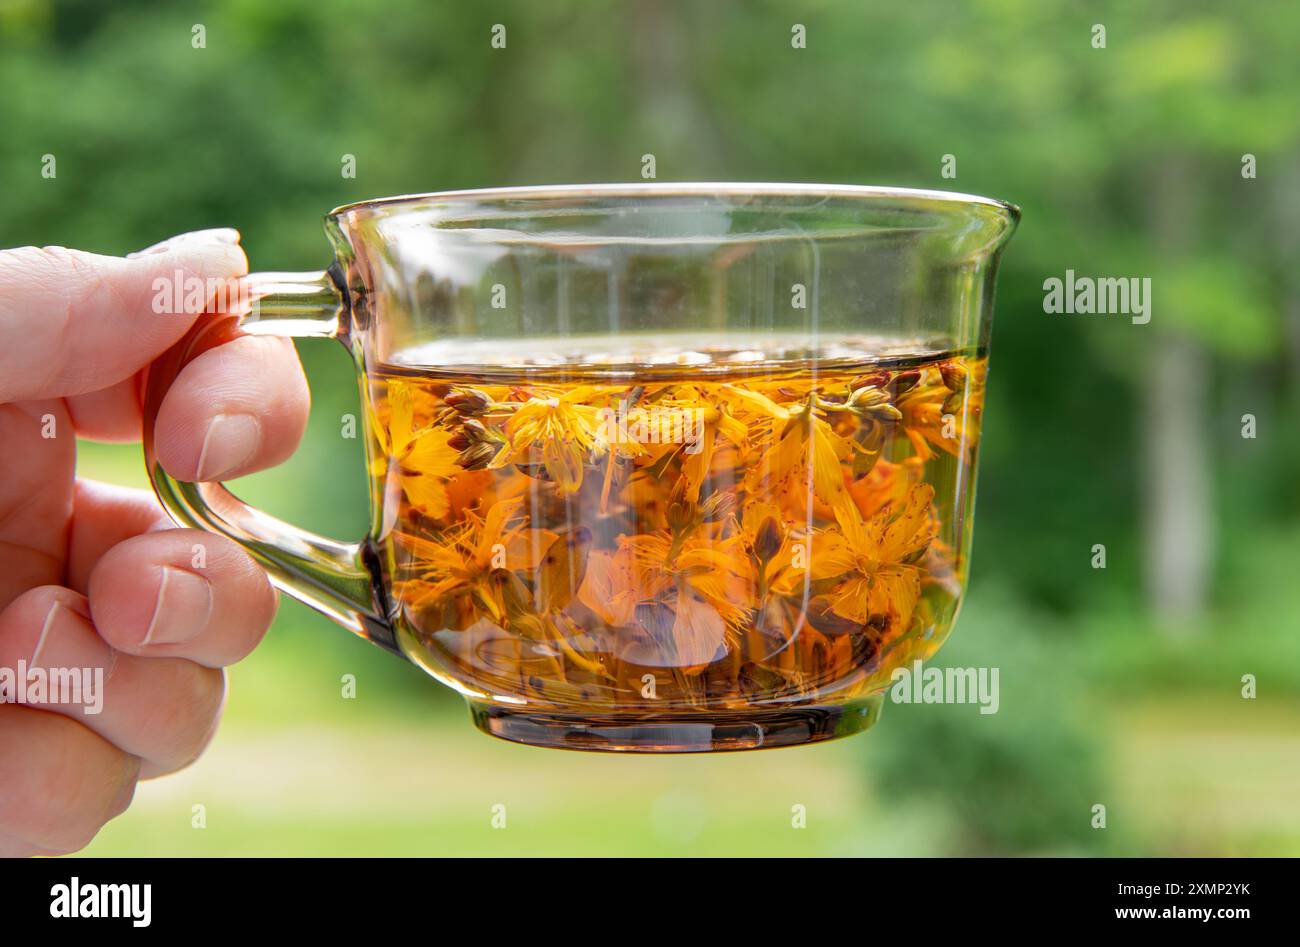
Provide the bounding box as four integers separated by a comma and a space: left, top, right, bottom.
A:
0, 229, 248, 403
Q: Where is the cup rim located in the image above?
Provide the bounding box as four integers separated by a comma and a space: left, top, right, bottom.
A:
329, 181, 1021, 224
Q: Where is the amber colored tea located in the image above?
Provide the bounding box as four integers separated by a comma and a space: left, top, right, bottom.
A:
362, 339, 985, 722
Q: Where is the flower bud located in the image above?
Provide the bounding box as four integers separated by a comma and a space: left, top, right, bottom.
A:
939, 362, 967, 392
699, 491, 736, 522
753, 516, 784, 562
457, 442, 498, 470
891, 369, 922, 394
444, 388, 492, 416
850, 372, 890, 391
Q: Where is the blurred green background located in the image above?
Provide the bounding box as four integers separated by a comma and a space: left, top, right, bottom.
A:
2, 0, 1298, 855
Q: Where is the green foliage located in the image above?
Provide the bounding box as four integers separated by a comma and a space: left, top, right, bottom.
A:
866, 590, 1111, 854
1154, 259, 1276, 357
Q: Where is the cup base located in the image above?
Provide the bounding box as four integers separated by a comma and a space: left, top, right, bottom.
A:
468, 697, 883, 753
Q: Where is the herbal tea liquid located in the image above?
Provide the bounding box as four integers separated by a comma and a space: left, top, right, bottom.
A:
362, 341, 984, 713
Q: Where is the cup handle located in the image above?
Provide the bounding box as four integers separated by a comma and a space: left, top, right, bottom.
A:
142, 267, 397, 652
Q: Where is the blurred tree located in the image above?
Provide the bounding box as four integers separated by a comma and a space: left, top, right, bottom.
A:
0, 0, 1295, 641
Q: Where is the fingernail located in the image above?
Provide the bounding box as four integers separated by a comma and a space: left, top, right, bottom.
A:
27, 598, 98, 670
195, 413, 261, 482
29, 602, 64, 666
143, 567, 214, 646
127, 228, 240, 259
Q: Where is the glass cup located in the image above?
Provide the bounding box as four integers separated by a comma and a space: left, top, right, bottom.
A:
143, 183, 1018, 752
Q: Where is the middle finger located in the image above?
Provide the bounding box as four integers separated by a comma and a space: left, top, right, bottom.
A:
0, 585, 225, 778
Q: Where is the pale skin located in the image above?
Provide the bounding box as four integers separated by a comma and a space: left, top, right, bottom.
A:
0, 229, 310, 856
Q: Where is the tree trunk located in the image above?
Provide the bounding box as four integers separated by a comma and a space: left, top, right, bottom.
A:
1142, 336, 1212, 627
629, 0, 723, 170
1142, 158, 1212, 631
1275, 154, 1300, 399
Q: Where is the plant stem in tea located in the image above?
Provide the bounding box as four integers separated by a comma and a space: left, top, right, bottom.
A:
365, 345, 985, 712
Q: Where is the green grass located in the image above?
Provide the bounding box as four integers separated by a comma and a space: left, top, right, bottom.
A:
74, 622, 1300, 856
1109, 696, 1300, 856
79, 667, 912, 856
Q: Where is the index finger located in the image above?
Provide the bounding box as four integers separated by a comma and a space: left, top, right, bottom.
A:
0, 229, 247, 403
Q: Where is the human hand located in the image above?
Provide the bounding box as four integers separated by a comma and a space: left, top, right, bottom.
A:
0, 230, 309, 855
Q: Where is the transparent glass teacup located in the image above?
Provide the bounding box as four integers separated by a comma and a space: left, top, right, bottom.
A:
143, 183, 1018, 752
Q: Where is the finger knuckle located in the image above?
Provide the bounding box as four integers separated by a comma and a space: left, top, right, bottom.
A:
134, 663, 225, 771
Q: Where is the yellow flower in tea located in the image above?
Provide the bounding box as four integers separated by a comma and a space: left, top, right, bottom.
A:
673, 393, 747, 502
592, 385, 747, 506
722, 382, 885, 527
616, 531, 756, 667
395, 498, 553, 624
847, 456, 925, 519
719, 382, 792, 423
757, 398, 860, 528
371, 350, 982, 710
498, 386, 605, 493
895, 359, 984, 460
373, 380, 463, 519
801, 483, 936, 631
442, 468, 496, 521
